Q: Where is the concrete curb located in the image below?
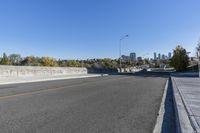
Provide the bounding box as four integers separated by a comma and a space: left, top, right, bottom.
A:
0, 74, 108, 85
171, 77, 195, 133
153, 79, 169, 133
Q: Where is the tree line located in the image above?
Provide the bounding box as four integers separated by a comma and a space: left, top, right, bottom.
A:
0, 53, 120, 69
0, 53, 169, 69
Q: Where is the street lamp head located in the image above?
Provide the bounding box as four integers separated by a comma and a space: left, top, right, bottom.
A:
120, 34, 129, 40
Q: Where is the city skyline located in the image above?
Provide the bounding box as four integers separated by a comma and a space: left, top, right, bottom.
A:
122, 51, 172, 61
0, 0, 200, 59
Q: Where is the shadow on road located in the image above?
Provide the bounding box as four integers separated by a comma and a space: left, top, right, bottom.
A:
161, 79, 176, 133
132, 71, 170, 78
110, 71, 170, 78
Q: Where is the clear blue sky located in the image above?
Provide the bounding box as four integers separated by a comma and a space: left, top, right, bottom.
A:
0, 0, 200, 59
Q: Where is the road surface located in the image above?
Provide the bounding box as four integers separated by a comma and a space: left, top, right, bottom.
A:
0, 73, 168, 133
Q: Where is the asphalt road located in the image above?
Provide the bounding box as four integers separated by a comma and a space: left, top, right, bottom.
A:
0, 73, 168, 133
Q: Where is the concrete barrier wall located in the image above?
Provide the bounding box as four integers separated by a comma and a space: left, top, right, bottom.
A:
0, 65, 87, 78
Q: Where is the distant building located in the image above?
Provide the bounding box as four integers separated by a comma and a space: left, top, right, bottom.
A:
157, 53, 161, 60
130, 52, 136, 61
162, 54, 165, 60
168, 52, 172, 59
121, 55, 130, 62
137, 57, 142, 61
154, 52, 157, 60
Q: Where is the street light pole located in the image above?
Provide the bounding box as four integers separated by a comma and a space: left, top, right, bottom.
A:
197, 49, 200, 78
119, 35, 128, 72
119, 39, 122, 72
199, 57, 200, 78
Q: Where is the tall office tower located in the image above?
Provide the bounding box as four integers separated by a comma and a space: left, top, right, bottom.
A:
158, 53, 161, 60
162, 54, 165, 60
154, 52, 157, 60
130, 52, 136, 61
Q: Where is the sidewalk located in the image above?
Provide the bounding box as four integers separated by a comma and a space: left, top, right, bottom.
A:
0, 74, 105, 85
172, 76, 200, 133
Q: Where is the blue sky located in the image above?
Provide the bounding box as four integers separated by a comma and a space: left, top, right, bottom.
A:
0, 0, 200, 59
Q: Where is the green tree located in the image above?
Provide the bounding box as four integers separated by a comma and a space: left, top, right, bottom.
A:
144, 59, 150, 65
170, 45, 189, 72
21, 56, 41, 66
0, 53, 11, 65
9, 54, 22, 65
40, 57, 58, 67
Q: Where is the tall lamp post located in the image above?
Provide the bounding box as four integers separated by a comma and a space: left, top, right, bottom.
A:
197, 48, 200, 78
119, 35, 128, 72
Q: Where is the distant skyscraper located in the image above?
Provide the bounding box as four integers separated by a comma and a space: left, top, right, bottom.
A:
158, 53, 161, 60
154, 52, 157, 60
130, 52, 136, 61
168, 52, 172, 59
162, 54, 165, 60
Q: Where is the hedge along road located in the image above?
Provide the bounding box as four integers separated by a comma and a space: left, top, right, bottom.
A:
0, 72, 168, 133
